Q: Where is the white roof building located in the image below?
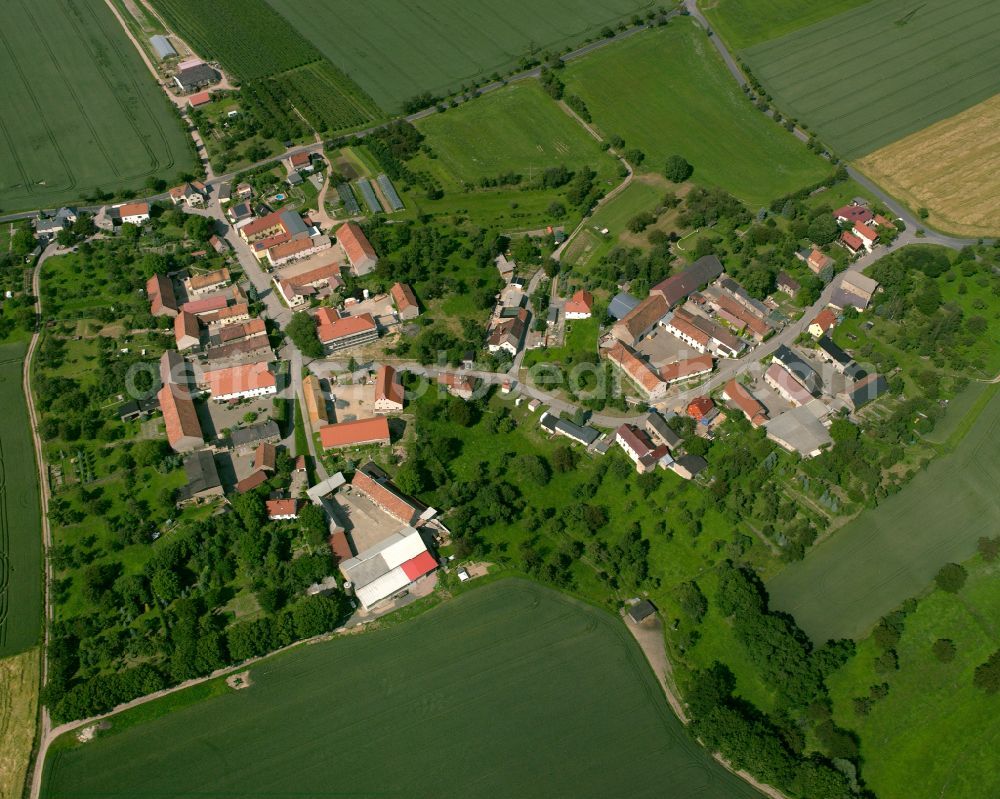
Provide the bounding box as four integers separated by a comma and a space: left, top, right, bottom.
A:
339, 527, 437, 609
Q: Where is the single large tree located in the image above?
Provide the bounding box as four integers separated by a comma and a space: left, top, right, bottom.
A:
664, 154, 693, 183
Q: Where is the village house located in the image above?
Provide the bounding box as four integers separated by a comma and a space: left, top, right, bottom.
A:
765, 363, 815, 407
204, 301, 251, 327
487, 308, 529, 356
373, 365, 404, 413
840, 372, 889, 410
772, 345, 821, 394
438, 373, 474, 400
765, 400, 832, 458
495, 253, 516, 282
185, 268, 230, 297
834, 205, 874, 226
115, 202, 150, 225
236, 182, 254, 201
615, 423, 669, 473
816, 336, 866, 379
390, 282, 420, 320
336, 221, 378, 275
853, 222, 879, 252
564, 289, 594, 320
315, 309, 378, 352
319, 416, 391, 450
201, 361, 276, 401
831, 273, 880, 311
606, 341, 667, 400
254, 442, 277, 472
287, 151, 312, 172
839, 231, 865, 256
351, 463, 425, 526
687, 396, 715, 422
671, 454, 708, 481
776, 272, 800, 297
805, 248, 835, 275
808, 308, 838, 338
230, 420, 281, 452
703, 289, 771, 341
174, 310, 201, 350
721, 379, 768, 427
168, 181, 207, 207
182, 294, 229, 316
540, 412, 601, 448
266, 499, 301, 521
147, 273, 179, 317
642, 410, 682, 450
660, 353, 714, 386
663, 307, 745, 358
266, 235, 333, 268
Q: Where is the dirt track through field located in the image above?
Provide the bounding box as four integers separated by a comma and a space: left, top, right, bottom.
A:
857, 94, 1000, 237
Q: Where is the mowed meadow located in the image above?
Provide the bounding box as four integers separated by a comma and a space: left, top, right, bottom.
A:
768, 384, 1000, 643
0, 341, 42, 657
857, 94, 1000, 236
560, 20, 831, 208
742, 0, 1000, 158
414, 82, 618, 186
42, 581, 763, 799
262, 0, 658, 111
0, 0, 194, 212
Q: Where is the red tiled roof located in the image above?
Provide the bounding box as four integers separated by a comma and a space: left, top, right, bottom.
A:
400, 550, 437, 581
266, 499, 299, 518
613, 294, 668, 341
329, 529, 353, 562
241, 210, 287, 239
811, 308, 837, 333
211, 302, 250, 322
317, 312, 376, 344
289, 262, 341, 288
723, 379, 767, 426
188, 91, 212, 107
390, 282, 418, 313
687, 396, 715, 419
147, 274, 177, 315
182, 295, 228, 315
254, 442, 277, 471
268, 236, 318, 260
840, 231, 864, 251
854, 222, 878, 242
564, 289, 594, 315
660, 354, 713, 383
336, 221, 377, 266
606, 341, 664, 394
235, 470, 268, 493
290, 152, 310, 167
834, 205, 873, 224
174, 310, 200, 344
203, 361, 275, 397
188, 268, 229, 291
319, 417, 390, 449
350, 469, 421, 525
375, 365, 404, 406
157, 384, 202, 448
117, 202, 149, 217
807, 249, 833, 271
617, 423, 655, 458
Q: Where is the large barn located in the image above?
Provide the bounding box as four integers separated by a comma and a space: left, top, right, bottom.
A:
339, 527, 437, 609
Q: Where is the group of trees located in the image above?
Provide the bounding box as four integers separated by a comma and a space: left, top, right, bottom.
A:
683, 563, 860, 799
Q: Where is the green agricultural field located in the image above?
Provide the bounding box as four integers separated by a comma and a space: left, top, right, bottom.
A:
415, 82, 617, 186
0, 342, 42, 656
742, 0, 1000, 158
827, 553, 1000, 799
42, 580, 763, 799
702, 0, 873, 51
0, 0, 195, 212
561, 20, 831, 208
149, 0, 382, 135
768, 383, 1000, 643
264, 0, 657, 111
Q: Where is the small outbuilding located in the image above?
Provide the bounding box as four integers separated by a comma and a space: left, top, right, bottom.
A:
628, 599, 657, 624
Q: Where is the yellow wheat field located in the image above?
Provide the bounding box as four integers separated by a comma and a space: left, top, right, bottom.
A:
858, 94, 1000, 237
0, 649, 39, 799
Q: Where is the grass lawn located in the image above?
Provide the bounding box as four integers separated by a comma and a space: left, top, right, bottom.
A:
742, 0, 1000, 158
0, 341, 42, 656
561, 19, 831, 208
767, 382, 1000, 642
0, 0, 195, 212
42, 580, 763, 799
827, 553, 1000, 799
415, 82, 618, 186
702, 0, 872, 51
263, 0, 660, 111
0, 648, 40, 799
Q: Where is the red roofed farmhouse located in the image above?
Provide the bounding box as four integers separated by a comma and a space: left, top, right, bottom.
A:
147, 274, 178, 317
373, 365, 404, 413
202, 362, 277, 401
564, 289, 594, 319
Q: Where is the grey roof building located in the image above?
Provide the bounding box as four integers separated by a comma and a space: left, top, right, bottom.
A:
844, 373, 889, 410
651, 255, 724, 307
230, 420, 281, 450
177, 450, 223, 502
772, 345, 821, 395
174, 63, 219, 93
553, 417, 600, 446
608, 292, 640, 320
642, 411, 682, 450
764, 400, 832, 458
628, 599, 657, 624
150, 35, 177, 59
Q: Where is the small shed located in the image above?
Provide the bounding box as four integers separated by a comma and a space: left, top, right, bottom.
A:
628, 600, 657, 624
